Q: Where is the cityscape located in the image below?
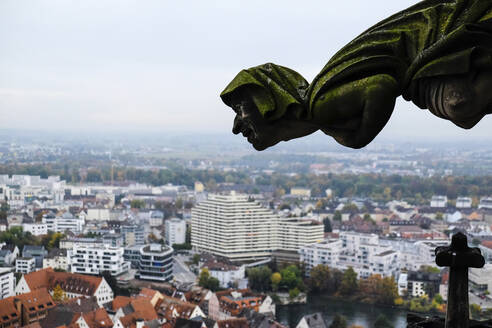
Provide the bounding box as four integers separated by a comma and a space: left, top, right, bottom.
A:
0, 133, 490, 327
3, 0, 492, 327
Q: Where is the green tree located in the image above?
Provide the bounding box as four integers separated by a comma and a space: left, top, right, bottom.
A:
333, 211, 342, 221
435, 212, 444, 220
289, 287, 300, 299
373, 314, 393, 328
191, 254, 201, 265
247, 266, 272, 292
130, 199, 145, 209
280, 265, 302, 290
338, 267, 358, 296
330, 314, 347, 328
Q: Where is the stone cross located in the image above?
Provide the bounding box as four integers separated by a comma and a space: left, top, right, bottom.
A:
435, 232, 485, 328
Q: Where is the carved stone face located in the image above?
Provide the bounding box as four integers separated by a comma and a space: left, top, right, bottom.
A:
231, 101, 318, 151
232, 101, 279, 151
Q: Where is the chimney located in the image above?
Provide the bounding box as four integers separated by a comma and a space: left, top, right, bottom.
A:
136, 319, 145, 328
77, 298, 81, 306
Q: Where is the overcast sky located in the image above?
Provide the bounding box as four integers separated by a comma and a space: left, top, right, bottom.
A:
1, 0, 492, 142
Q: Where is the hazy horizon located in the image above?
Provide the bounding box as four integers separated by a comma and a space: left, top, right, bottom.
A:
2, 0, 492, 144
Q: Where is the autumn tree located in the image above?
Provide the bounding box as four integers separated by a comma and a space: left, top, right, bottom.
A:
52, 284, 66, 302
338, 267, 358, 296
271, 272, 282, 291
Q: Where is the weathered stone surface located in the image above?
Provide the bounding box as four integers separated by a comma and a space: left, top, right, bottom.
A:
221, 0, 492, 150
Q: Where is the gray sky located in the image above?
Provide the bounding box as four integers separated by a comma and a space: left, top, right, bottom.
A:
1, 0, 492, 141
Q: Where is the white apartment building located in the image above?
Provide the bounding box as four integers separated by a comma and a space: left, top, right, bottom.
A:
165, 218, 186, 246
479, 197, 492, 210
430, 195, 447, 208
16, 257, 36, 274
0, 267, 15, 299
42, 212, 85, 233
456, 197, 472, 209
299, 238, 342, 273
69, 244, 130, 276
470, 264, 492, 294
277, 218, 324, 252
192, 193, 280, 262
192, 193, 323, 262
300, 232, 398, 279
22, 222, 48, 236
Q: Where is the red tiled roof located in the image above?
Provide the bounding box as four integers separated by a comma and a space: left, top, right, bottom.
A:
23, 268, 102, 296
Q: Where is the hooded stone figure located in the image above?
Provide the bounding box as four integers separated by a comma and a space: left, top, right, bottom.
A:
221, 0, 492, 150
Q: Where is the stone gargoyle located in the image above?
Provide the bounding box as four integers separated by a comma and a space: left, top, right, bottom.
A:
220, 0, 492, 150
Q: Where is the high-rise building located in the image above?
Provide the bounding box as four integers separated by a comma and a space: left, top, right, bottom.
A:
165, 218, 186, 246
191, 193, 324, 262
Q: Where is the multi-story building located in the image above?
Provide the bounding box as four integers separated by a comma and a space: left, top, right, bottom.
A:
22, 222, 48, 236
103, 233, 124, 247
15, 258, 35, 274
15, 268, 114, 306
277, 218, 324, 252
299, 238, 343, 274
165, 218, 186, 246
300, 232, 399, 279
42, 212, 84, 234
22, 245, 47, 268
0, 289, 56, 327
0, 267, 15, 299
456, 197, 472, 209
192, 193, 323, 262
479, 197, 492, 210
69, 244, 130, 276
42, 248, 69, 271
192, 193, 279, 262
121, 224, 145, 246
123, 244, 173, 282
60, 237, 104, 250
405, 271, 441, 298
149, 211, 164, 227
469, 264, 492, 294
430, 195, 447, 208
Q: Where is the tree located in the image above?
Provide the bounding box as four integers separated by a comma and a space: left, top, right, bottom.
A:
333, 211, 342, 221
289, 287, 300, 299
470, 304, 482, 320
435, 212, 444, 220
271, 272, 282, 291
280, 265, 302, 290
247, 266, 272, 292
198, 268, 220, 291
330, 314, 347, 328
52, 284, 66, 302
192, 254, 200, 265
323, 218, 332, 233
307, 265, 338, 294
373, 314, 393, 328
338, 267, 358, 296
130, 199, 145, 209
199, 268, 211, 287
